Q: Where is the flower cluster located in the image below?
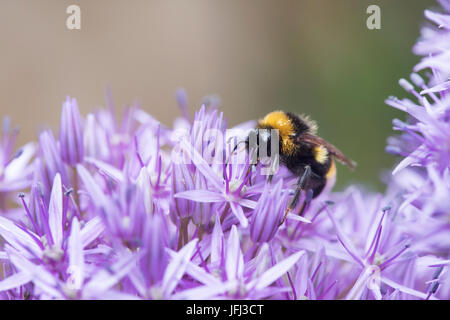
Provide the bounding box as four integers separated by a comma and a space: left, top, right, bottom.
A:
0, 2, 449, 300
385, 0, 450, 272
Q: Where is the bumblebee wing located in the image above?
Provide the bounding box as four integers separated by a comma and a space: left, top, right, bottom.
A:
301, 133, 357, 170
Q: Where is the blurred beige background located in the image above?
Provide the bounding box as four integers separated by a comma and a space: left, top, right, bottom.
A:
0, 0, 435, 191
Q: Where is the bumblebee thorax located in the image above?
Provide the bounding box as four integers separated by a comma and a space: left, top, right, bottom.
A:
257, 111, 297, 155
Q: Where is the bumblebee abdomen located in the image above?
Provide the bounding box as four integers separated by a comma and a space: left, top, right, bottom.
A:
283, 154, 331, 177
281, 147, 334, 198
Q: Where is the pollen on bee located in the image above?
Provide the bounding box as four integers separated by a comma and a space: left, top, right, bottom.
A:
259, 111, 295, 138
314, 145, 328, 164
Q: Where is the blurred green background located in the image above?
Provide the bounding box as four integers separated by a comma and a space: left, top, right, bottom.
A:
0, 0, 436, 192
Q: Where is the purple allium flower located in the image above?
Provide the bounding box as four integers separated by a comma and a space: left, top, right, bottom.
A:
382, 1, 450, 300
60, 97, 84, 166
0, 117, 35, 197
170, 156, 195, 223
172, 105, 256, 229
386, 75, 450, 173
385, 2, 450, 261
36, 130, 68, 201
413, 0, 450, 84
172, 223, 304, 300
250, 179, 288, 243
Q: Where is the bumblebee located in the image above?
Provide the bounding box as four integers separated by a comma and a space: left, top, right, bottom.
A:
245, 111, 356, 223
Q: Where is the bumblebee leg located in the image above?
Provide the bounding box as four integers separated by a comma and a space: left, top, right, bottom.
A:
297, 189, 314, 217
280, 165, 312, 225
247, 163, 254, 186
266, 153, 280, 184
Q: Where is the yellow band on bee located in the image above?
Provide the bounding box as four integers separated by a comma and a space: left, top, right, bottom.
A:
326, 159, 336, 179
314, 145, 329, 164
258, 111, 296, 155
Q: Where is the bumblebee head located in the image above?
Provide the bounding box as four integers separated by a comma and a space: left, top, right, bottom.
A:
245, 127, 280, 160
255, 110, 316, 156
